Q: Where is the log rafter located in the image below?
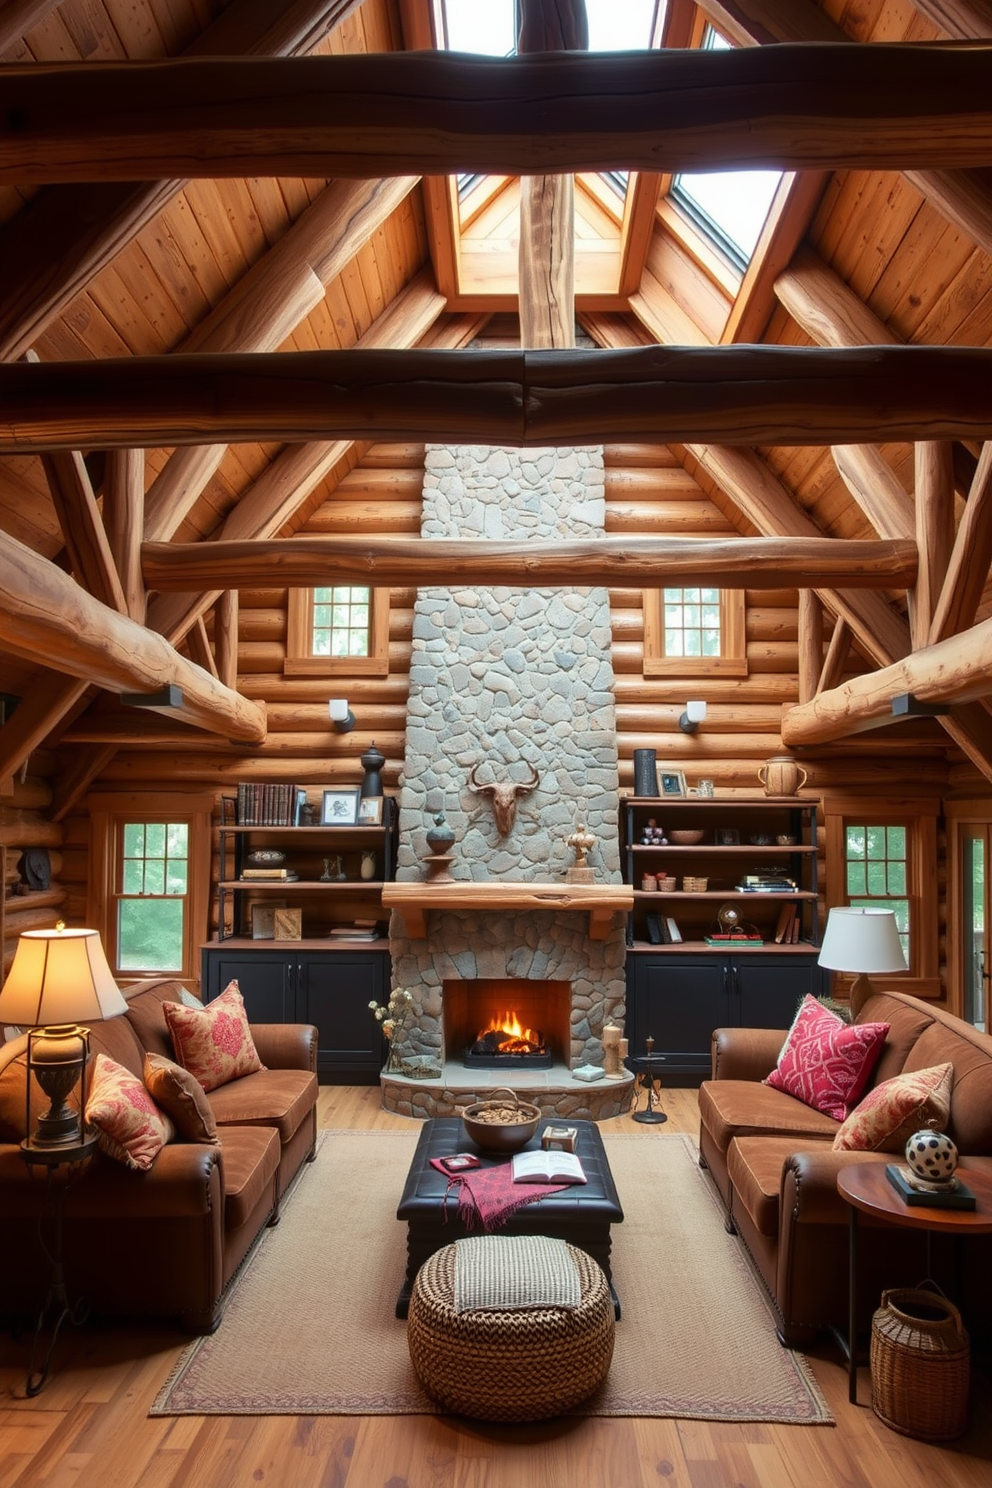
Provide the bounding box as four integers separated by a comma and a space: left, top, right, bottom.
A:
4, 48, 992, 185
3, 345, 992, 452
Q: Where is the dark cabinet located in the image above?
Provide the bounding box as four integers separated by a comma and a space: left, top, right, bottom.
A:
626, 949, 826, 1082
201, 944, 388, 1083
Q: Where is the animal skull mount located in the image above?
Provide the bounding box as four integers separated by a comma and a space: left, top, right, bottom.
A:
468, 761, 540, 836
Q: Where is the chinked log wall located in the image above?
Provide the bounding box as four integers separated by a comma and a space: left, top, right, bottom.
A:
41, 439, 953, 956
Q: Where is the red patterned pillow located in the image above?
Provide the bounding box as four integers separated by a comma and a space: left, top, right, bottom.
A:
765, 995, 889, 1122
832, 1062, 953, 1153
163, 980, 264, 1092
85, 1052, 174, 1170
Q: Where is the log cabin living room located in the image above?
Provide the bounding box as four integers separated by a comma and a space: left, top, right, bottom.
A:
3, 0, 992, 1481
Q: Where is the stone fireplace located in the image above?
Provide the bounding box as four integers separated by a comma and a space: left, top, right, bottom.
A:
381, 444, 633, 1121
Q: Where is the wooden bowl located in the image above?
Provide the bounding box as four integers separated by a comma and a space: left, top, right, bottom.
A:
669, 829, 705, 845
462, 1090, 542, 1154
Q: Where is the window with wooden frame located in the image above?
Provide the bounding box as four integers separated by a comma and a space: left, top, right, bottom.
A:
285, 584, 389, 676
643, 587, 747, 678
823, 796, 939, 999
87, 792, 213, 989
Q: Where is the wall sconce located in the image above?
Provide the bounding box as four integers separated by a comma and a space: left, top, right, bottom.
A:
328, 699, 355, 733
678, 700, 707, 734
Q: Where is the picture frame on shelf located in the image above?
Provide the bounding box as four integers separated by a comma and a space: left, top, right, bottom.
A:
665, 916, 683, 944
321, 786, 361, 825
251, 901, 285, 940
715, 828, 740, 845
273, 907, 303, 941
357, 795, 384, 826
659, 769, 687, 796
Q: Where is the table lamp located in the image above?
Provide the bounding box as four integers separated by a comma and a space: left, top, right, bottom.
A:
817, 907, 907, 1015
0, 924, 128, 1150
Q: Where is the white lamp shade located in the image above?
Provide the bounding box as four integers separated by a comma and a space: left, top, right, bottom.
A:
0, 928, 128, 1027
328, 699, 350, 722
817, 907, 907, 974
685, 700, 707, 724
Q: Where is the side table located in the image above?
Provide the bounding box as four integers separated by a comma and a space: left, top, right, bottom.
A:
836, 1163, 992, 1405
19, 1132, 99, 1396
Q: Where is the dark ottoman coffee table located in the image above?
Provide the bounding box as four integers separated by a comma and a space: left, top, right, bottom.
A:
395, 1116, 624, 1319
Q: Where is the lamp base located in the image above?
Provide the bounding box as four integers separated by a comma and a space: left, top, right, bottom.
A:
28, 1024, 89, 1150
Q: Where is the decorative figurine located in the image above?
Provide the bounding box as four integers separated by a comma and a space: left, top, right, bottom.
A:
566, 820, 596, 882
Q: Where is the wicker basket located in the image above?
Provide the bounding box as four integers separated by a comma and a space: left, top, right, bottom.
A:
870, 1288, 970, 1440
682, 876, 708, 892
407, 1240, 615, 1420
657, 874, 677, 892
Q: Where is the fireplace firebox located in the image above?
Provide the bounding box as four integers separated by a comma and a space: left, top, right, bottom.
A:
443, 977, 571, 1070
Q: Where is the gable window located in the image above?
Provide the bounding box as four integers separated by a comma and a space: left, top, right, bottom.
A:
88, 793, 212, 988
643, 587, 746, 678
824, 798, 939, 998
286, 585, 389, 677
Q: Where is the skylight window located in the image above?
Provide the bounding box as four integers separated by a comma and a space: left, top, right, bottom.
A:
671, 29, 783, 270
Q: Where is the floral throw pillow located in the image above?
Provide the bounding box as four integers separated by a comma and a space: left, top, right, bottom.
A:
832, 1062, 953, 1153
85, 1052, 174, 1171
765, 995, 890, 1122
143, 1052, 219, 1143
163, 981, 264, 1092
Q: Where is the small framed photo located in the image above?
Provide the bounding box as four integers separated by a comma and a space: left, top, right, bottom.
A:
715, 827, 740, 846
357, 795, 384, 826
321, 786, 360, 825
273, 907, 303, 941
659, 769, 687, 796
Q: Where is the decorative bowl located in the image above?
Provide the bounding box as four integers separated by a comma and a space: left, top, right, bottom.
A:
775, 834, 797, 846
462, 1089, 541, 1154
669, 829, 705, 845
246, 849, 286, 867
749, 834, 772, 846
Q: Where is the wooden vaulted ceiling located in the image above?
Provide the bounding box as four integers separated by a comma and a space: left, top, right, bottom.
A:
2, 0, 992, 799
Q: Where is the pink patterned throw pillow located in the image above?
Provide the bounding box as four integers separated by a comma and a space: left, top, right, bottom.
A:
85, 1052, 174, 1170
832, 1062, 953, 1153
163, 980, 264, 1092
765, 995, 889, 1122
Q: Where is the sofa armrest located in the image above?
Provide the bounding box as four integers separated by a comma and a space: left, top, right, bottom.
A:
250, 1022, 318, 1073
782, 1147, 892, 1226
711, 1026, 786, 1082
1, 1141, 223, 1221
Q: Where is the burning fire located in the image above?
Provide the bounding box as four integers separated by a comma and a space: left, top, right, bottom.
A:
478, 1010, 544, 1055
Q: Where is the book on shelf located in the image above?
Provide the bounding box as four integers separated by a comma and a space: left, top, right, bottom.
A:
236, 781, 302, 826
326, 925, 381, 941
511, 1150, 586, 1185
885, 1164, 976, 1210
704, 935, 763, 947
773, 902, 796, 943
735, 881, 797, 893
240, 867, 299, 880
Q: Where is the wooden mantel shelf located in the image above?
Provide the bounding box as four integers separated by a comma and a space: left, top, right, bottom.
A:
381, 880, 633, 940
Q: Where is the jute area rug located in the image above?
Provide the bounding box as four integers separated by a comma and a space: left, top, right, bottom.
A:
151, 1129, 832, 1424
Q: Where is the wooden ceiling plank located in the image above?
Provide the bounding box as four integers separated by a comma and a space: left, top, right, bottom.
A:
5, 47, 992, 183
697, 0, 846, 46
913, 440, 955, 646
103, 447, 146, 623
0, 673, 90, 786
0, 0, 366, 362
906, 2, 992, 42
0, 527, 265, 742
831, 444, 915, 541
5, 343, 992, 451
928, 442, 992, 643
140, 534, 917, 593
0, 1, 68, 54
143, 175, 420, 542
782, 614, 992, 745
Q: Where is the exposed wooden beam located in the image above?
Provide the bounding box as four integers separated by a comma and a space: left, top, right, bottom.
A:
797, 591, 823, 705
913, 441, 955, 647
141, 535, 917, 593
4, 48, 992, 184
818, 617, 852, 694
775, 244, 898, 349
143, 175, 419, 543
721, 171, 829, 345
0, 674, 90, 788
783, 615, 992, 746
0, 530, 265, 743
103, 448, 146, 623
4, 344, 992, 451
186, 617, 220, 680
831, 445, 915, 541
0, 0, 365, 362
907, 1, 992, 42
697, 0, 845, 46
928, 442, 992, 643
0, 1, 63, 52
215, 592, 239, 693
37, 447, 129, 616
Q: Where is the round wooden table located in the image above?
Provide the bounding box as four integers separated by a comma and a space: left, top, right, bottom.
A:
836, 1163, 992, 1404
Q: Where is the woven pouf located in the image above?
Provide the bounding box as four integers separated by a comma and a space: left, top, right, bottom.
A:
407, 1238, 615, 1421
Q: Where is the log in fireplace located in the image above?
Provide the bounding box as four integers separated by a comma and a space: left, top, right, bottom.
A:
443, 977, 570, 1071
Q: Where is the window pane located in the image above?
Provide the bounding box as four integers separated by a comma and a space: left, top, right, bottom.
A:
847, 862, 867, 895
887, 826, 906, 858
145, 822, 166, 857
846, 826, 866, 858
118, 899, 184, 971
166, 861, 188, 894
122, 859, 144, 895
887, 862, 907, 895
311, 584, 372, 660
123, 822, 144, 857
866, 826, 886, 859
661, 586, 721, 660
167, 823, 188, 855
143, 859, 165, 894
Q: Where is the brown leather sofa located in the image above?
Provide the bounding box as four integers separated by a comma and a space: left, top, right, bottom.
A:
0, 978, 318, 1333
698, 988, 992, 1346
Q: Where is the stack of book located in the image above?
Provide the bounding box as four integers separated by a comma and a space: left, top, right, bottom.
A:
237, 783, 308, 826
773, 902, 802, 943
735, 872, 798, 893
327, 922, 382, 942
240, 866, 299, 882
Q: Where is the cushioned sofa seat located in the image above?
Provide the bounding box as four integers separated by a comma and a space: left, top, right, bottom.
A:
0, 977, 318, 1332
698, 989, 992, 1347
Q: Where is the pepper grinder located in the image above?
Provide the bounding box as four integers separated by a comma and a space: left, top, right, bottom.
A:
631, 1035, 667, 1124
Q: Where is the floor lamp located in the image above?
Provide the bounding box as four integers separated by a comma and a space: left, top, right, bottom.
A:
817, 907, 907, 1016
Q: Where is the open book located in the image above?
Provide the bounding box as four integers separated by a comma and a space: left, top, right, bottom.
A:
511, 1150, 586, 1185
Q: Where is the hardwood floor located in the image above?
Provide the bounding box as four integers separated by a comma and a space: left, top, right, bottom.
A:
2, 1084, 990, 1488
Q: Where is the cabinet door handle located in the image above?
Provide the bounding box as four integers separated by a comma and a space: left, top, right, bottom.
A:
730, 963, 739, 994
